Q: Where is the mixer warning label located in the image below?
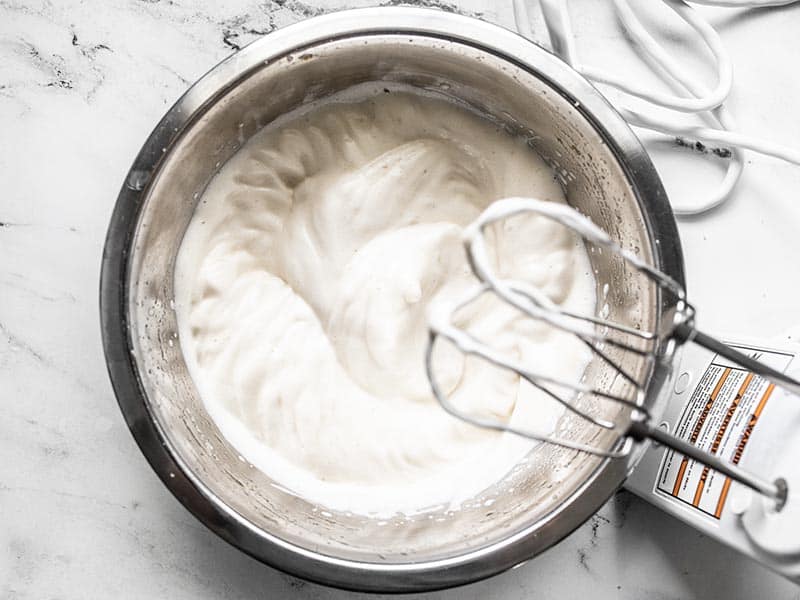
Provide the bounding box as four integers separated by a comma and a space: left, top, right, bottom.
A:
656, 346, 794, 519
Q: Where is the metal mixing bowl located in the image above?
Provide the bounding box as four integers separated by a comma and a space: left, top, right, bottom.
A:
100, 8, 684, 592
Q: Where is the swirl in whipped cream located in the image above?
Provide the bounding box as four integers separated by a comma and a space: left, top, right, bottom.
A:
174, 90, 596, 515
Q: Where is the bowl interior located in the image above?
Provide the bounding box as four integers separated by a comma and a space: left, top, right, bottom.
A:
125, 33, 664, 567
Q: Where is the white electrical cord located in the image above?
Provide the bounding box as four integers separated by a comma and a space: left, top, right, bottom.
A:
513, 0, 800, 216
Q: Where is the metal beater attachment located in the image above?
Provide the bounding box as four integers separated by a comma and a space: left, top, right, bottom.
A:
425, 197, 799, 507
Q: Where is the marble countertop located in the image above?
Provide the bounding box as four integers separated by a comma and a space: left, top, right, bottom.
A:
2, 1, 800, 598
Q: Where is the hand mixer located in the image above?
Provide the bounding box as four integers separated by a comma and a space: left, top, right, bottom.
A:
426, 196, 800, 580
499, 0, 800, 581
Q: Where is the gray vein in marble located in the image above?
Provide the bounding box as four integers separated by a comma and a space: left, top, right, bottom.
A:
23, 41, 75, 90
0, 0, 44, 16
381, 0, 482, 14
1, 321, 47, 364
0, 320, 96, 394
219, 16, 274, 52
2, 271, 78, 303
3, 37, 109, 102
158, 62, 192, 86
0, 484, 132, 513
213, 0, 482, 53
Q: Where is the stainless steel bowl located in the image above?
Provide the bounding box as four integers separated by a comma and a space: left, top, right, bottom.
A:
100, 8, 684, 592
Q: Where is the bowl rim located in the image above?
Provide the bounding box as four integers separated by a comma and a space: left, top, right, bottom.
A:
99, 6, 685, 593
